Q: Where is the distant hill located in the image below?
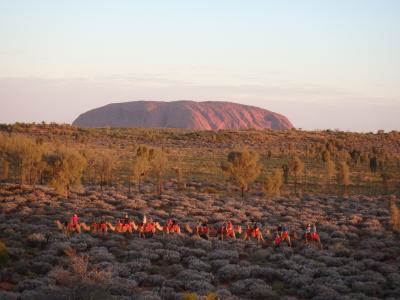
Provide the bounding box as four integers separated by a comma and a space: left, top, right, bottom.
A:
72, 100, 294, 130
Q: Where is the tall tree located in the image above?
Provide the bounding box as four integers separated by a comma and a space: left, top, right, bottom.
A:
150, 148, 168, 196
290, 156, 304, 195
263, 168, 283, 200
337, 161, 350, 196
132, 148, 151, 193
45, 147, 87, 195
325, 158, 336, 190
95, 153, 114, 188
221, 148, 261, 200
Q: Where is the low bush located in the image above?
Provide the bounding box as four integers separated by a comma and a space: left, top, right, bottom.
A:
0, 241, 10, 266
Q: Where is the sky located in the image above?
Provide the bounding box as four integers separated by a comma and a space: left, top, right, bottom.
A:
0, 0, 399, 131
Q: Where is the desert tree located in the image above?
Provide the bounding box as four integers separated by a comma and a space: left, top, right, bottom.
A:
349, 149, 361, 167
0, 159, 9, 181
80, 149, 97, 185
263, 168, 283, 200
173, 164, 186, 190
281, 164, 289, 185
390, 199, 400, 233
359, 151, 368, 165
221, 148, 261, 200
95, 153, 115, 188
0, 135, 9, 181
150, 148, 168, 196
45, 147, 87, 195
369, 155, 378, 173
380, 168, 393, 194
2, 135, 44, 185
336, 161, 350, 196
325, 158, 336, 189
23, 141, 45, 185
290, 155, 304, 195
337, 150, 351, 164
131, 146, 152, 193
321, 149, 331, 163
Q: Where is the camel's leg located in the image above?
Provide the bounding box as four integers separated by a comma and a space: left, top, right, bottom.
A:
317, 237, 323, 249
287, 236, 292, 247
257, 234, 264, 244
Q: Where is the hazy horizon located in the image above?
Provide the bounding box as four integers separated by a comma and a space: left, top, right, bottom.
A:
0, 1, 399, 132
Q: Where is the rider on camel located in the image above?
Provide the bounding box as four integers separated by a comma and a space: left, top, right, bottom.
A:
99, 218, 108, 234
91, 219, 100, 233
122, 213, 131, 231
275, 224, 291, 247
225, 220, 236, 239
123, 213, 130, 225
220, 220, 236, 240
142, 217, 156, 238
305, 223, 321, 244
246, 220, 260, 238
166, 218, 179, 233
71, 214, 79, 229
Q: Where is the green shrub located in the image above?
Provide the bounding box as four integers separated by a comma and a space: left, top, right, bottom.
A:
0, 241, 10, 266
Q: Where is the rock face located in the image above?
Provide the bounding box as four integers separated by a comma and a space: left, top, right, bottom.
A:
73, 101, 293, 130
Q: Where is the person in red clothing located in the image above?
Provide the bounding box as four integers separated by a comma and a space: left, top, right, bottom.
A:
305, 223, 322, 249
91, 219, 100, 233
100, 219, 108, 234
165, 219, 180, 234
71, 214, 79, 228
274, 224, 291, 247
220, 220, 236, 240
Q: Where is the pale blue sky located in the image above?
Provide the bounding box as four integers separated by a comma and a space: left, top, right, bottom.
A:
0, 0, 399, 131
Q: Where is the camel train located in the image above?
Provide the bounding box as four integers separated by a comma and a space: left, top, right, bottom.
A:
55, 214, 323, 249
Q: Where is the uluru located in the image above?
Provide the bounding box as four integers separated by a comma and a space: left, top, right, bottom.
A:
72, 101, 293, 130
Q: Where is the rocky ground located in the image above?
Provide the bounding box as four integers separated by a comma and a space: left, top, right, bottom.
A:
0, 183, 399, 300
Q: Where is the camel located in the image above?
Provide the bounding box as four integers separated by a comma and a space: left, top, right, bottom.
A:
274, 225, 292, 248
219, 222, 239, 240
196, 223, 211, 240
162, 219, 182, 235
304, 224, 323, 249
183, 222, 211, 239
106, 221, 138, 233
90, 221, 109, 234
55, 220, 91, 237
138, 221, 163, 238
243, 223, 265, 244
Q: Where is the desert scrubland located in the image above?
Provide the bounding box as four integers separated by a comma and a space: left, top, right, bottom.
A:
0, 123, 400, 299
